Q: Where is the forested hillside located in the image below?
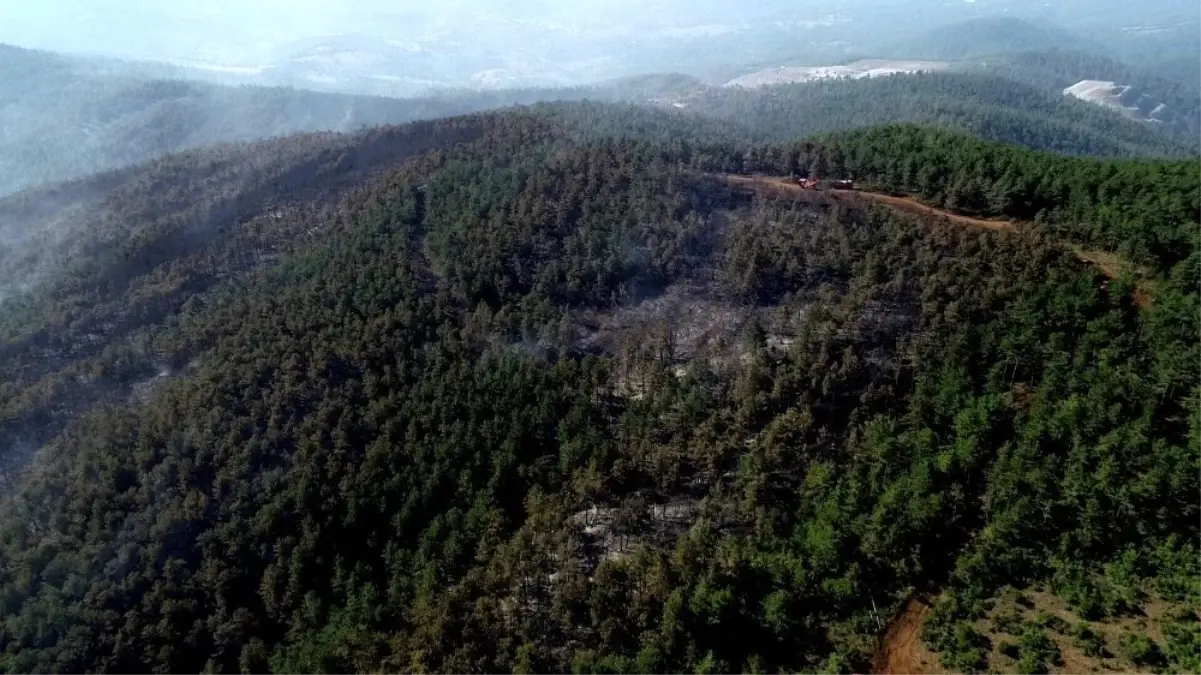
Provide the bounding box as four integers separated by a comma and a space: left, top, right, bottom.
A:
750, 124, 1200, 268
0, 44, 634, 197
0, 103, 1196, 673
972, 50, 1201, 139
880, 17, 1091, 60
683, 72, 1198, 157
0, 44, 448, 196
4, 39, 1195, 199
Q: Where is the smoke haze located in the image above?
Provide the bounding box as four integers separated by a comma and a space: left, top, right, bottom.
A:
5, 1, 1196, 78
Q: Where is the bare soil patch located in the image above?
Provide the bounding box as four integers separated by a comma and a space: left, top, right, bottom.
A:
974, 588, 1187, 674
1071, 247, 1153, 308
726, 59, 950, 88
828, 188, 1013, 231
723, 174, 1013, 230
874, 593, 946, 675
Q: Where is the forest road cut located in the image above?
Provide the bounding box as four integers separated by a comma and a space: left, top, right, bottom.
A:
872, 593, 939, 675
719, 174, 1151, 308
721, 174, 1016, 230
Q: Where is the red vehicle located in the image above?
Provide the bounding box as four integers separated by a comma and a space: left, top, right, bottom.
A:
797, 178, 853, 190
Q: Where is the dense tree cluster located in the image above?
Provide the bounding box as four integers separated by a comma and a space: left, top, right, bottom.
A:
0, 103, 1196, 673
715, 124, 1199, 269
878, 17, 1083, 61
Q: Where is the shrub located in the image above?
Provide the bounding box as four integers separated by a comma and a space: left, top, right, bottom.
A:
1033, 612, 1069, 634
1051, 564, 1106, 621
999, 640, 1020, 659
1016, 627, 1062, 674
993, 609, 1024, 635
929, 622, 990, 674
1121, 634, 1165, 668
1071, 623, 1107, 658
1162, 614, 1201, 674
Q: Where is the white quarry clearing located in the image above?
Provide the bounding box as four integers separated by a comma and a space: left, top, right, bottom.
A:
725, 59, 950, 88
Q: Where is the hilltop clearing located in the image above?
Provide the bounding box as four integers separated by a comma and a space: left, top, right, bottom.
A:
721, 174, 1014, 230
970, 49, 1200, 140
1064, 80, 1171, 123
663, 72, 1197, 157
725, 59, 950, 88
719, 173, 1153, 306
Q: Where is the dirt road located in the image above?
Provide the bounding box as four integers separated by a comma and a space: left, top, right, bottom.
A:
829, 188, 1014, 231
722, 174, 1014, 230
720, 174, 1151, 307
873, 594, 943, 675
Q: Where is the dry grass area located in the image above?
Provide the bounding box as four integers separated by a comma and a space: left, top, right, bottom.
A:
971, 589, 1181, 674
1070, 246, 1155, 308
1071, 247, 1137, 280
883, 587, 1192, 675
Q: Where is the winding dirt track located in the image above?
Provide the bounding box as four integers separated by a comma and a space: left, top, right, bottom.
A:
723, 174, 1016, 230
872, 595, 939, 675
720, 174, 1151, 307
829, 189, 1015, 231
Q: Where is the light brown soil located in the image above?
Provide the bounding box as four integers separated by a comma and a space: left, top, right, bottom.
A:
873, 594, 946, 675
867, 586, 1194, 675
976, 589, 1184, 674
723, 174, 1015, 231
1071, 247, 1153, 308
828, 188, 1014, 231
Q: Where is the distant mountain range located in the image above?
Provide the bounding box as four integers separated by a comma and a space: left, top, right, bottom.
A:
877, 17, 1094, 61
2, 9, 1197, 198
7, 30, 1201, 198
0, 44, 581, 197
967, 49, 1201, 138
8, 2, 1196, 97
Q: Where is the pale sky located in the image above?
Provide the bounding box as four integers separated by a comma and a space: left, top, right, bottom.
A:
0, 1, 461, 60
0, 0, 775, 62
1, 0, 1195, 65
1, 1, 347, 55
